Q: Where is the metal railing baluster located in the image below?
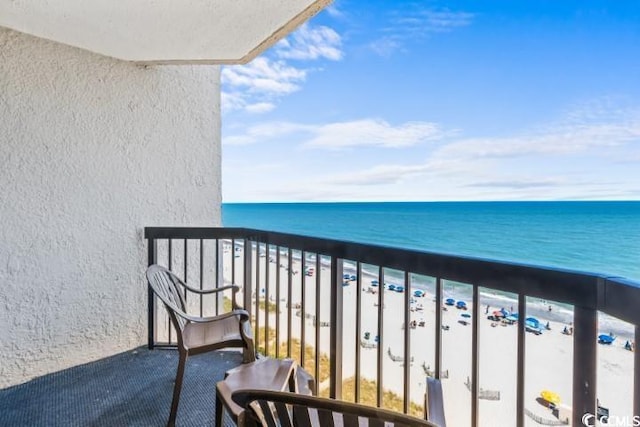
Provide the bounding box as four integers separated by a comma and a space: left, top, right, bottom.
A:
355, 262, 362, 403
147, 238, 157, 349
315, 254, 321, 395
435, 277, 442, 381
301, 251, 306, 368
275, 246, 281, 359
287, 248, 293, 358
572, 305, 598, 424
265, 243, 270, 356
330, 256, 344, 400
516, 294, 526, 427
471, 284, 479, 427
377, 266, 385, 408
403, 271, 411, 414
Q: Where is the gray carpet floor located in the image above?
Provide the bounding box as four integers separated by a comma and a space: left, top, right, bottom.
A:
0, 347, 244, 426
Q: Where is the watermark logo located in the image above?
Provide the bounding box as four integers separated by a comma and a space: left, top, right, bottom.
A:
582, 412, 640, 426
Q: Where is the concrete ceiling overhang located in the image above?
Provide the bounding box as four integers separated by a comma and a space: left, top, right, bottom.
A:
0, 0, 332, 64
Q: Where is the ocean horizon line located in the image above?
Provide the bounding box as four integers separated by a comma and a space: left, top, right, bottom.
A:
223, 200, 640, 205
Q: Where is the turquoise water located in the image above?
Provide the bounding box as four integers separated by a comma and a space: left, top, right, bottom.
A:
223, 201, 640, 282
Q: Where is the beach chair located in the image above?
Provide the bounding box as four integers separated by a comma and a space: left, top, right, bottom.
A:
232, 389, 439, 427
424, 377, 447, 427
146, 264, 256, 427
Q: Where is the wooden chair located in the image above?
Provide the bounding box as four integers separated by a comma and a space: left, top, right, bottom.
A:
231, 389, 439, 427
424, 377, 446, 427
146, 264, 256, 427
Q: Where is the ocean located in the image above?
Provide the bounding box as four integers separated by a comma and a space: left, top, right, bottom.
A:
223, 201, 640, 282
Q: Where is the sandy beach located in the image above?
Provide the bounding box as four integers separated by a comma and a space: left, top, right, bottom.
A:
211, 243, 636, 426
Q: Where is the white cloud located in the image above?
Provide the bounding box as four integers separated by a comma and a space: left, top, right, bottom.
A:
275, 23, 343, 61
370, 7, 474, 56
368, 37, 403, 58
434, 115, 640, 161
245, 102, 276, 114
224, 121, 310, 146
220, 92, 246, 113
325, 4, 345, 19
323, 163, 432, 186
222, 57, 306, 95
223, 92, 640, 202
303, 119, 447, 149
223, 118, 449, 149
222, 22, 343, 114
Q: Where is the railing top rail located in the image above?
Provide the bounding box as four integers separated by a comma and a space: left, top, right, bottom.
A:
144, 227, 640, 325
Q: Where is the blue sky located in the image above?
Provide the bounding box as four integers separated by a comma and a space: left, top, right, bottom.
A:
221, 0, 640, 202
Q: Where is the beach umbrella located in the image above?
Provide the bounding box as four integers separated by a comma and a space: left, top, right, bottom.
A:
461, 313, 471, 318
505, 315, 518, 322
500, 308, 509, 316
540, 390, 561, 405
456, 300, 467, 309
526, 317, 540, 327
445, 298, 455, 306
371, 280, 379, 287
492, 310, 504, 318
598, 334, 615, 344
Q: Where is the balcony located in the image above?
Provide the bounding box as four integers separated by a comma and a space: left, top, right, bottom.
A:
2, 226, 639, 426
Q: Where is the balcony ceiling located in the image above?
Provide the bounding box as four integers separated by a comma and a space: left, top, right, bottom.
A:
0, 0, 331, 64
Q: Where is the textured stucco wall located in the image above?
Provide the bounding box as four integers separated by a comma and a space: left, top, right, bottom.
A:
0, 27, 221, 388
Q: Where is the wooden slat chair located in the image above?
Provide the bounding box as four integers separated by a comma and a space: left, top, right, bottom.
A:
146, 264, 256, 427
232, 389, 439, 427
424, 377, 446, 427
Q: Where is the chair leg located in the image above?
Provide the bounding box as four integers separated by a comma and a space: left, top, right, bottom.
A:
215, 391, 223, 427
243, 337, 256, 363
168, 351, 188, 427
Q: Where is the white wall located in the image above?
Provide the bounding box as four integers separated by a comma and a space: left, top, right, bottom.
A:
0, 27, 221, 388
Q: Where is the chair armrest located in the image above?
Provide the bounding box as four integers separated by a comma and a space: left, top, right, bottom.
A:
181, 282, 245, 310
177, 309, 250, 324
182, 283, 240, 295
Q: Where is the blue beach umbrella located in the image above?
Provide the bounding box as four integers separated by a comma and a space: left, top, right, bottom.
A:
456, 300, 467, 309
525, 317, 540, 329
445, 298, 455, 306
395, 286, 404, 293
413, 289, 425, 297
371, 280, 379, 287
525, 319, 538, 329
598, 334, 615, 344
461, 313, 471, 318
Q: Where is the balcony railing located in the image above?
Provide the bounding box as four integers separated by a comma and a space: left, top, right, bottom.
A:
145, 227, 640, 426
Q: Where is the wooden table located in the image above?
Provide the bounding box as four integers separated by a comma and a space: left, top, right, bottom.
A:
215, 358, 314, 427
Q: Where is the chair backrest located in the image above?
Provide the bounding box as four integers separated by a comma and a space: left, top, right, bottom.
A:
232, 389, 438, 427
424, 377, 446, 427
146, 264, 188, 331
